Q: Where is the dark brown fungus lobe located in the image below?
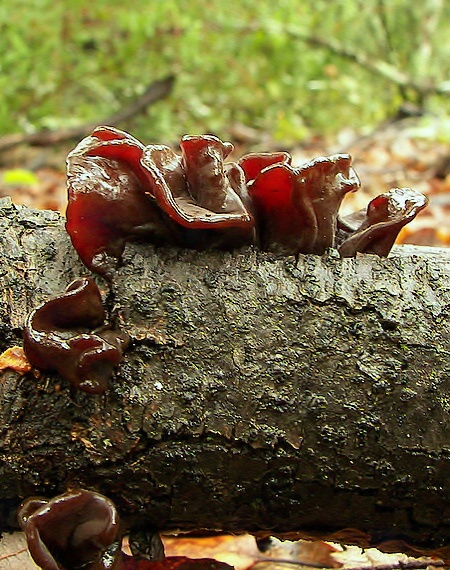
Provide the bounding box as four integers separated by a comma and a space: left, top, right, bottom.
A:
248, 154, 360, 255
18, 489, 122, 570
142, 135, 253, 228
23, 277, 129, 394
238, 150, 292, 183
338, 187, 429, 257
141, 134, 255, 248
66, 127, 180, 278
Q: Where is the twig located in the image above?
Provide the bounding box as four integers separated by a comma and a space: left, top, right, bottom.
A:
0, 75, 175, 152
229, 22, 450, 100
287, 32, 445, 97
0, 546, 28, 561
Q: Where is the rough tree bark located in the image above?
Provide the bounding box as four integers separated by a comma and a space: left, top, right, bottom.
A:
1, 197, 450, 555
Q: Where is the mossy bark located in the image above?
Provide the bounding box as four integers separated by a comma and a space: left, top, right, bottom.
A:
1, 197, 450, 555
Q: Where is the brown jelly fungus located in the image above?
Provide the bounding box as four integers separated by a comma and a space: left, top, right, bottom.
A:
337, 187, 429, 257
18, 489, 122, 570
66, 128, 254, 277
66, 126, 429, 276
23, 277, 128, 394
248, 154, 360, 255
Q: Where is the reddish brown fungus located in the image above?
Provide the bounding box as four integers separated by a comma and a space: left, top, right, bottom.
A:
140, 135, 255, 249
338, 187, 429, 257
18, 489, 122, 570
238, 150, 292, 183
23, 277, 128, 394
66, 130, 180, 278
248, 154, 360, 255
66, 131, 255, 276
66, 127, 428, 273
142, 134, 253, 232
141, 138, 252, 229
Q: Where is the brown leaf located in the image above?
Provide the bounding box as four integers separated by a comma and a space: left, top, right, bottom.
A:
257, 537, 341, 568
0, 532, 39, 569
162, 535, 258, 570
162, 534, 341, 569
0, 346, 32, 375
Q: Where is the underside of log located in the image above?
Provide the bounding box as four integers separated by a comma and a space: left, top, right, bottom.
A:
1, 196, 450, 556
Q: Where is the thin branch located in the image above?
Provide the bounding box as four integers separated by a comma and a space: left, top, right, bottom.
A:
0, 546, 28, 561
0, 75, 175, 152
227, 21, 450, 99
287, 32, 445, 96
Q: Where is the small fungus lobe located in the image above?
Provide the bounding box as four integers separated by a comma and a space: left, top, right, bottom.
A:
18, 489, 122, 570
23, 277, 128, 394
338, 187, 429, 257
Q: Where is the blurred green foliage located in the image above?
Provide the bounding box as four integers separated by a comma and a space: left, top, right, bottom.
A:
1, 0, 450, 145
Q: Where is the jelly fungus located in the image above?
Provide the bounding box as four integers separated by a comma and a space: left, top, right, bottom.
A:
18, 489, 122, 570
338, 187, 429, 257
23, 277, 128, 394
66, 127, 429, 276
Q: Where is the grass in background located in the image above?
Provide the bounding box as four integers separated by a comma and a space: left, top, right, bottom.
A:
1, 0, 450, 147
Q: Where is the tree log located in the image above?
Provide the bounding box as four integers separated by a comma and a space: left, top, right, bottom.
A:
1, 197, 450, 556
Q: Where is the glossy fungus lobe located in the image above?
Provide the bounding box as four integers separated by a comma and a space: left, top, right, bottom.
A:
248, 154, 360, 255
67, 129, 255, 276
238, 151, 292, 183
18, 489, 121, 570
66, 127, 179, 278
338, 187, 429, 257
23, 277, 128, 394
141, 135, 253, 231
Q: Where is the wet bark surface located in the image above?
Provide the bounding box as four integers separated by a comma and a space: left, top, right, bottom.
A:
1, 196, 450, 554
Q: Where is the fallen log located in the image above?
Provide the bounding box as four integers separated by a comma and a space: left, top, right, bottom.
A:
1, 196, 450, 557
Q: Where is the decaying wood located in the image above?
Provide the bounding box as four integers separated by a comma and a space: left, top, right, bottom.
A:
1, 197, 450, 557
0, 75, 175, 152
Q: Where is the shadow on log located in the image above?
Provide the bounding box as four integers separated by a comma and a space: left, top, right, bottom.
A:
1, 196, 450, 556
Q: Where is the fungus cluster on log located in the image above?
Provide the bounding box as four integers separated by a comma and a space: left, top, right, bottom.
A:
65, 126, 428, 278
22, 126, 429, 397
15, 126, 433, 568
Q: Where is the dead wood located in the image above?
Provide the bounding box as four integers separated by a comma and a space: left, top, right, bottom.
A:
1, 197, 450, 557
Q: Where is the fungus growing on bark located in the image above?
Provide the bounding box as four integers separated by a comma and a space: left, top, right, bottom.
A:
66, 127, 180, 279
337, 187, 429, 257
18, 489, 122, 570
140, 134, 255, 249
66, 127, 428, 276
66, 129, 255, 276
248, 154, 360, 255
23, 277, 128, 394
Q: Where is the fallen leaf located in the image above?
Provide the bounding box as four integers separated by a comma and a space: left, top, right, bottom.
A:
162, 534, 341, 569
162, 535, 258, 570
257, 537, 340, 568
0, 346, 32, 375
0, 532, 39, 569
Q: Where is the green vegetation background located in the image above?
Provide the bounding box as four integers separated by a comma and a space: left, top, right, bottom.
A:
2, 0, 450, 146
